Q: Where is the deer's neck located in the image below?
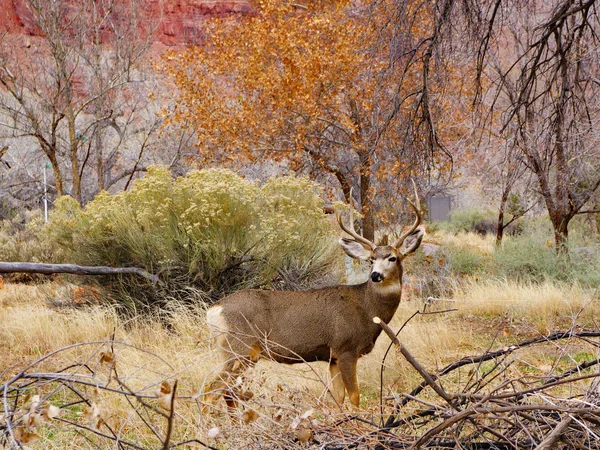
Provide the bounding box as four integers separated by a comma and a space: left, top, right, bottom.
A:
363, 278, 403, 324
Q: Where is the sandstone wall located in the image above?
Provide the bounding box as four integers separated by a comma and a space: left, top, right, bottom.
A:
0, 0, 250, 45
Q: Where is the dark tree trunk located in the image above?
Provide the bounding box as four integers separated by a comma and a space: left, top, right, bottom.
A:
96, 132, 104, 192
551, 214, 571, 254
47, 152, 64, 197
496, 189, 509, 247
360, 160, 375, 242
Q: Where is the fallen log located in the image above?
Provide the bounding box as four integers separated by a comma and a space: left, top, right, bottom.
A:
0, 262, 161, 284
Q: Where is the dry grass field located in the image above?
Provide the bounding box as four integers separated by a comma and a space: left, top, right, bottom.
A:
1, 272, 599, 449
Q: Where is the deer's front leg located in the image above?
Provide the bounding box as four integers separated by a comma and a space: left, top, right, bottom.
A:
337, 353, 360, 407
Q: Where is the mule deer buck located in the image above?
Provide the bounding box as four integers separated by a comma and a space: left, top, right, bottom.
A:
204, 188, 423, 409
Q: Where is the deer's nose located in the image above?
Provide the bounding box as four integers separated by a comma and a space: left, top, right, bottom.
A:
371, 271, 384, 283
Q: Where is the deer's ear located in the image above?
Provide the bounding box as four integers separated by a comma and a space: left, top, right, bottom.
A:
339, 238, 372, 260
399, 228, 424, 259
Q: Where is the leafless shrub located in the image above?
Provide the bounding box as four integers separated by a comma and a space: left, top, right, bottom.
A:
0, 339, 216, 449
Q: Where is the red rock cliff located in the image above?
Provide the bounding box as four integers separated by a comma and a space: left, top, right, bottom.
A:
0, 0, 250, 45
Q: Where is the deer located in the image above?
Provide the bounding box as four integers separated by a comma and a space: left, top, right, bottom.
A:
203, 187, 423, 410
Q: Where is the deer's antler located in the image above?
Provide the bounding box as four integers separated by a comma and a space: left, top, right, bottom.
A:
393, 179, 422, 249
336, 189, 376, 251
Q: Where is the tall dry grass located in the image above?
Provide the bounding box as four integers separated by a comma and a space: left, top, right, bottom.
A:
1, 275, 599, 448
454, 279, 599, 328
0, 282, 211, 378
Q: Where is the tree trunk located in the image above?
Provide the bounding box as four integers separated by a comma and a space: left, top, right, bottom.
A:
359, 158, 375, 242
551, 213, 571, 254
496, 210, 504, 247
551, 42, 571, 255
496, 188, 509, 247
525, 145, 572, 254
68, 112, 81, 203
47, 151, 64, 197
96, 131, 104, 192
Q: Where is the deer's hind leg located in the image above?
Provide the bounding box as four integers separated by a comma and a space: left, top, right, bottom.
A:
202, 339, 261, 414
204, 306, 263, 413
329, 362, 346, 404
202, 352, 241, 413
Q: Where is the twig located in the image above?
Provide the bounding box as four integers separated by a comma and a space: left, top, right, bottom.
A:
378, 309, 420, 423
162, 380, 177, 450
373, 317, 459, 411
377, 307, 455, 425
113, 375, 169, 419
543, 358, 600, 385
407, 399, 487, 449
55, 417, 147, 450
168, 440, 220, 450
535, 416, 573, 450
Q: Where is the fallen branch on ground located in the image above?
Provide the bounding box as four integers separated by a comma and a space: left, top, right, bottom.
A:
0, 262, 161, 284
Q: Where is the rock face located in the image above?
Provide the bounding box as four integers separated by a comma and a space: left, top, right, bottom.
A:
157, 1, 251, 45
0, 0, 250, 45
0, 0, 23, 33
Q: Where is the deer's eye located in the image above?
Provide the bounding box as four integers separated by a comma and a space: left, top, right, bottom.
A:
388, 257, 397, 262
369, 258, 375, 265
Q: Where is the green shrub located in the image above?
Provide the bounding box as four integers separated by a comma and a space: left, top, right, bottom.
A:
492, 233, 600, 287
43, 166, 344, 311
403, 249, 457, 299
422, 213, 600, 295
493, 236, 563, 282
445, 244, 489, 276
438, 208, 497, 234
563, 215, 600, 247
260, 176, 343, 290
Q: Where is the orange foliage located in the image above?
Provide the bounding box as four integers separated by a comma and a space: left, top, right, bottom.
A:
73, 286, 103, 305
162, 0, 368, 165
160, 0, 476, 230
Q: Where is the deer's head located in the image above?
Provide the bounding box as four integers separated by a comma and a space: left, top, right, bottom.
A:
337, 185, 423, 285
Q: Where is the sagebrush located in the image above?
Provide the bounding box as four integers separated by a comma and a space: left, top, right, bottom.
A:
43, 166, 344, 311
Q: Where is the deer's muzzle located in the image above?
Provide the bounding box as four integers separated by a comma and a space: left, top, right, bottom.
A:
371, 272, 384, 283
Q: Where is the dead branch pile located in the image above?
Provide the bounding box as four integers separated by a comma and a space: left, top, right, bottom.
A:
323, 323, 600, 449
0, 340, 215, 450
2, 322, 600, 449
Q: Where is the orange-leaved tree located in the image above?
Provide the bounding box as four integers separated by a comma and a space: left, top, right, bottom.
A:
162, 0, 463, 239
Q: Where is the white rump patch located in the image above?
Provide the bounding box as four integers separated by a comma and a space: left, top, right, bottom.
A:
206, 305, 228, 337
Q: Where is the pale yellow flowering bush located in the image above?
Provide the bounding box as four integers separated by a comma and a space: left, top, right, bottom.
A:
0, 212, 58, 271
260, 176, 342, 289
44, 166, 344, 309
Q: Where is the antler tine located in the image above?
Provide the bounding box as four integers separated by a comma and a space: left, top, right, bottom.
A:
336, 189, 376, 251
393, 179, 422, 249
